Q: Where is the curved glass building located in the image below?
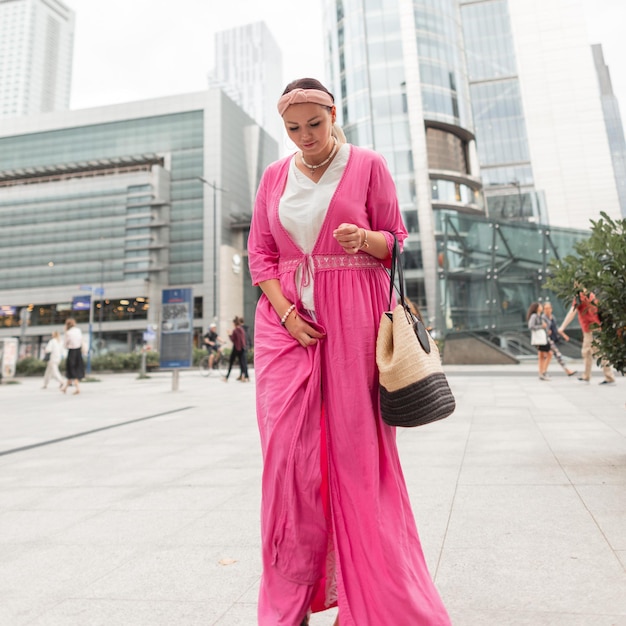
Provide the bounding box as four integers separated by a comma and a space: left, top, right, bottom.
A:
323, 0, 484, 326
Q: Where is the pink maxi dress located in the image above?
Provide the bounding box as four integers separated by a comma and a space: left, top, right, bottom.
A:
248, 145, 451, 625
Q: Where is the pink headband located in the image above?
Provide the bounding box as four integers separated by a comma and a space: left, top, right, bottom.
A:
277, 88, 335, 116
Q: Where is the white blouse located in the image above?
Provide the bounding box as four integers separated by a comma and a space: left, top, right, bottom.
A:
64, 326, 83, 349
278, 143, 350, 311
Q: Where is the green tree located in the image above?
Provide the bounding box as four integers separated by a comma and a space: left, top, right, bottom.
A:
544, 212, 626, 374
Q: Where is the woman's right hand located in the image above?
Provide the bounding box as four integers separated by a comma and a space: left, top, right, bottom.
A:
284, 310, 325, 347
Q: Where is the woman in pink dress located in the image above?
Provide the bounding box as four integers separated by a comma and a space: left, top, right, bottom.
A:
248, 77, 451, 626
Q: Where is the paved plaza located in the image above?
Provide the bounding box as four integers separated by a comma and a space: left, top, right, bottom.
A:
0, 361, 625, 625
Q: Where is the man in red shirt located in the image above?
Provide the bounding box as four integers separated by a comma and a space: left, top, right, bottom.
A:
559, 290, 615, 384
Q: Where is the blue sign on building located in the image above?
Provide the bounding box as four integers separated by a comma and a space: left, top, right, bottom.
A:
159, 288, 193, 369
72, 295, 91, 311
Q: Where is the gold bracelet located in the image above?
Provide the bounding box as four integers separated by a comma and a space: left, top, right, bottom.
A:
359, 228, 370, 249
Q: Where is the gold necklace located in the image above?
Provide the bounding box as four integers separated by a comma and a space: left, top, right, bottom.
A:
301, 137, 338, 170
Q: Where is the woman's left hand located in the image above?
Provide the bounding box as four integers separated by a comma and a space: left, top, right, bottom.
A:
333, 223, 363, 254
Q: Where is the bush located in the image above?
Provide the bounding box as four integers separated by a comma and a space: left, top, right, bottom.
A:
15, 347, 255, 376
16, 351, 161, 376
91, 352, 140, 371
15, 356, 46, 376
544, 212, 626, 374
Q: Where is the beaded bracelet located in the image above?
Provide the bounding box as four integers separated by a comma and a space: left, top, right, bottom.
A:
280, 303, 296, 326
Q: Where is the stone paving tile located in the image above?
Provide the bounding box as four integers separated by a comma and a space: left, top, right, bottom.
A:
0, 365, 624, 624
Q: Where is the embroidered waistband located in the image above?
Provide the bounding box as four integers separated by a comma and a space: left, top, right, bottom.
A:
278, 254, 383, 275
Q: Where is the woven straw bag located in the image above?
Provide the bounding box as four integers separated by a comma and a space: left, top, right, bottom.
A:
375, 239, 456, 427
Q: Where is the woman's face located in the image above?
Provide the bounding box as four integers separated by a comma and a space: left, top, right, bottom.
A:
283, 102, 336, 162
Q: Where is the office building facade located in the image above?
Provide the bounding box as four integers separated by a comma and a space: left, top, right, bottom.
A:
322, 0, 597, 341
460, 0, 622, 229
0, 0, 75, 119
208, 21, 283, 144
593, 44, 626, 218
322, 0, 484, 327
0, 90, 276, 355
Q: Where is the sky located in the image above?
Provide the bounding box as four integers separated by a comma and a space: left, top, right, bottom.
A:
67, 0, 626, 119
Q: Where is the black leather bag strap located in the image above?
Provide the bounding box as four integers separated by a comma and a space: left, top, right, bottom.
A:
386, 236, 431, 354
387, 236, 406, 311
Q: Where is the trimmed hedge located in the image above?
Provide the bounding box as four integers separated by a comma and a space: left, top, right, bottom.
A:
15, 348, 253, 376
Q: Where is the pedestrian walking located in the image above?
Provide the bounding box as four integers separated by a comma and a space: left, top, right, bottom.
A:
248, 77, 450, 625
237, 316, 250, 381
222, 316, 247, 382
559, 287, 615, 384
527, 302, 552, 380
542, 302, 576, 377
42, 331, 65, 389
60, 318, 85, 395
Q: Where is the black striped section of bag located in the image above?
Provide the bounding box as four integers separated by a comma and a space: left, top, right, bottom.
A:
379, 372, 456, 427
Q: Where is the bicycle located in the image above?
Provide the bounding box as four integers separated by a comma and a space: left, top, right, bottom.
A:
199, 351, 228, 377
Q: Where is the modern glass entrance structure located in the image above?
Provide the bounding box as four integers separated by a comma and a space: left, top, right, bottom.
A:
438, 212, 589, 333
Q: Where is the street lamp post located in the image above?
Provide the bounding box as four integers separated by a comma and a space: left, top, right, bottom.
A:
98, 260, 105, 349
198, 177, 227, 319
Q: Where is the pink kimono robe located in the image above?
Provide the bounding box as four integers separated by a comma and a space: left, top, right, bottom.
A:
248, 145, 450, 625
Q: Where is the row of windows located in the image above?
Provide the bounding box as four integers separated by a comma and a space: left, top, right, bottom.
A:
0, 111, 204, 171
0, 244, 125, 268
0, 194, 202, 236
370, 92, 406, 118
170, 263, 202, 285
421, 86, 460, 120
0, 265, 127, 287
0, 298, 151, 329
432, 179, 483, 208
461, 0, 517, 81
0, 186, 129, 208
471, 80, 525, 120
379, 149, 414, 177
0, 255, 197, 287
169, 243, 203, 263
170, 220, 204, 243
473, 119, 530, 165
364, 11, 401, 41
415, 4, 460, 40
481, 165, 534, 188
471, 80, 530, 165
0, 203, 127, 227
170, 149, 204, 176
0, 221, 127, 244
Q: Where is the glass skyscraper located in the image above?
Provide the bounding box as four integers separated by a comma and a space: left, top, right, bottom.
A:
459, 0, 622, 230
460, 0, 539, 222
593, 44, 626, 218
0, 0, 75, 119
208, 21, 284, 144
323, 0, 484, 326
322, 0, 600, 345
